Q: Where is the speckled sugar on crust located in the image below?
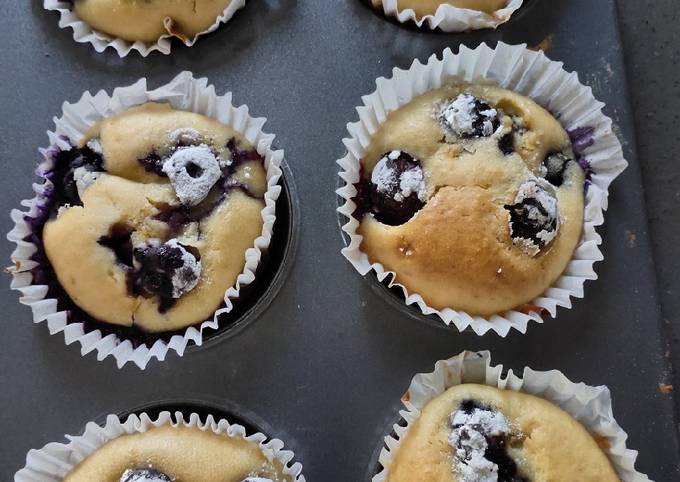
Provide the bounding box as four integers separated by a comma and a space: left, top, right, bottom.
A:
42, 103, 266, 333
396, 0, 508, 17
88, 103, 237, 184
357, 84, 585, 316
63, 425, 293, 482
386, 384, 619, 482
72, 0, 234, 43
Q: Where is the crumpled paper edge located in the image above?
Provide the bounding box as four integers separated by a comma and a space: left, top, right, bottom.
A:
369, 0, 524, 32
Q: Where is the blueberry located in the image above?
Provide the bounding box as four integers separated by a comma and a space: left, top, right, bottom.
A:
138, 152, 165, 176
51, 144, 104, 208
485, 435, 527, 482
498, 132, 515, 155
459, 399, 484, 415
120, 468, 172, 482
451, 400, 528, 482
127, 240, 201, 313
227, 138, 264, 166
439, 93, 500, 139
542, 152, 572, 187
368, 151, 426, 226
98, 222, 134, 267
505, 180, 560, 255
153, 203, 193, 236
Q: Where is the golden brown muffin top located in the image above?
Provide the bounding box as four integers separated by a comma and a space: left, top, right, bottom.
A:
73, 0, 233, 43
387, 384, 619, 482
64, 424, 293, 482
43, 103, 267, 333
356, 85, 585, 316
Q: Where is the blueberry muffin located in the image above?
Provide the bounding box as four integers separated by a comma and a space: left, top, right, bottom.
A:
36, 102, 267, 333
64, 425, 291, 481
397, 0, 508, 17
69, 0, 234, 43
387, 384, 618, 481
353, 85, 585, 316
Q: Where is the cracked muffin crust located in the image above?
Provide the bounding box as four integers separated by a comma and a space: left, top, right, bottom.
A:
396, 0, 508, 17
387, 384, 619, 482
70, 0, 234, 43
353, 85, 585, 317
39, 102, 267, 333
64, 425, 291, 482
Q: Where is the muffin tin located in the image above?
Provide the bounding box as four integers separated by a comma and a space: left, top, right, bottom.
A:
1, 0, 678, 480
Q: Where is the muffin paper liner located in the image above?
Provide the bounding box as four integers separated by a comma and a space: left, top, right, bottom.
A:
373, 350, 649, 482
15, 410, 305, 481
43, 0, 246, 57
336, 42, 627, 336
7, 71, 283, 369
369, 0, 524, 32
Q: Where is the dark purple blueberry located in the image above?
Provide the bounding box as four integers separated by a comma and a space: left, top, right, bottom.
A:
350, 175, 372, 221
127, 241, 200, 313
98, 222, 134, 267
505, 197, 557, 248
440, 94, 500, 139
153, 203, 193, 236
485, 435, 527, 482
227, 138, 264, 166
542, 152, 572, 187
498, 132, 515, 155
138, 152, 166, 176
120, 468, 172, 482
459, 399, 484, 415
49, 144, 104, 209
568, 126, 596, 189
453, 400, 528, 482
368, 151, 426, 226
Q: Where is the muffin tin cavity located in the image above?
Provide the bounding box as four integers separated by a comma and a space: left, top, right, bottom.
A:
24, 143, 297, 349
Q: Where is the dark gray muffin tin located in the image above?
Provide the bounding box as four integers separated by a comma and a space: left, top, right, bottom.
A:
1, 0, 678, 480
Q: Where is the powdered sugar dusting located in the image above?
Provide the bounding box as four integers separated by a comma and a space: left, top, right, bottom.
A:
73, 166, 102, 198
120, 468, 171, 482
162, 145, 222, 206
439, 93, 498, 138
449, 407, 512, 482
510, 179, 560, 256
168, 127, 201, 145
371, 152, 427, 202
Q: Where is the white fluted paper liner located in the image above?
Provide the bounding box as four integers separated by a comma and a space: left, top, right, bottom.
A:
373, 351, 648, 482
44, 0, 246, 57
370, 0, 523, 32
15, 410, 305, 481
7, 71, 283, 369
336, 42, 627, 336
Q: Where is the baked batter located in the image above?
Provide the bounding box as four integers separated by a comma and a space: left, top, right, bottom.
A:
355, 85, 585, 316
